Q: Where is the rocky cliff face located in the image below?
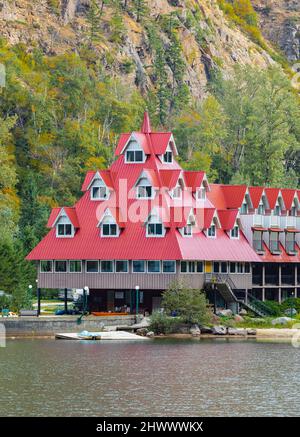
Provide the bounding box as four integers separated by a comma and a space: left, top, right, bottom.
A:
0, 1, 277, 99
253, 0, 300, 62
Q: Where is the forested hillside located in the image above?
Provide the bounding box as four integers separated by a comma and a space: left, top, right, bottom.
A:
0, 0, 299, 307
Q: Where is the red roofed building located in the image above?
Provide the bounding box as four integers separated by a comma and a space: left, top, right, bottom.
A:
27, 113, 300, 315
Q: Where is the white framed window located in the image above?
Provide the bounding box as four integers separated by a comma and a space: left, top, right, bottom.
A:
147, 260, 161, 273
230, 226, 239, 239
290, 206, 297, 216
171, 185, 182, 199
91, 185, 108, 200
163, 150, 173, 163
257, 203, 265, 215
197, 188, 206, 201
55, 260, 67, 273
183, 224, 193, 237
102, 223, 118, 237
244, 263, 251, 273
229, 262, 236, 273
40, 260, 52, 272
69, 260, 82, 273
196, 261, 203, 273
253, 230, 263, 252
220, 262, 228, 273
125, 149, 144, 163
274, 205, 281, 216
147, 223, 163, 236
162, 260, 176, 273
86, 260, 99, 273
286, 232, 296, 253
56, 223, 73, 237
133, 260, 146, 273
213, 262, 220, 273
137, 185, 153, 199
101, 260, 114, 273
115, 260, 128, 273
240, 203, 248, 214
207, 224, 216, 238
180, 261, 196, 273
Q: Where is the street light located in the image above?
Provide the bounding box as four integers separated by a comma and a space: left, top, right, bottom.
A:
83, 286, 89, 314
290, 291, 295, 319
135, 285, 140, 316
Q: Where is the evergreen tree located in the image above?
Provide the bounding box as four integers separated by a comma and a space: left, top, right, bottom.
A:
132, 0, 148, 23
87, 0, 103, 44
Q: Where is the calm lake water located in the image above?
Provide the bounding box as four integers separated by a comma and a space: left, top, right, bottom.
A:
0, 338, 300, 417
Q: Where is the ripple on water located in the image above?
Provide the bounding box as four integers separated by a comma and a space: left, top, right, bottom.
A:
0, 338, 299, 416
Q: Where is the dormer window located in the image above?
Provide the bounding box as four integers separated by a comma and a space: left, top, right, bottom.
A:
240, 203, 248, 215
208, 224, 216, 238
257, 203, 265, 215
136, 176, 154, 199
102, 223, 118, 236
55, 213, 75, 238
163, 151, 173, 163
197, 188, 206, 201
230, 226, 239, 239
57, 223, 72, 236
98, 209, 120, 237
183, 224, 192, 236
90, 175, 109, 201
147, 222, 163, 236
126, 149, 144, 162
270, 231, 280, 253
92, 186, 108, 200
171, 185, 182, 199
146, 211, 165, 237
274, 205, 281, 216
290, 206, 297, 216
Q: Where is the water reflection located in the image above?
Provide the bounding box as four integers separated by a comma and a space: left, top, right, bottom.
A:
0, 338, 299, 416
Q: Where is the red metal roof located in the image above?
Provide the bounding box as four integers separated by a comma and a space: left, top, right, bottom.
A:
217, 209, 238, 230
183, 171, 206, 192
265, 188, 280, 210
221, 185, 247, 209
159, 169, 181, 189
27, 112, 300, 264
281, 188, 296, 211
248, 186, 264, 209
141, 111, 151, 133
47, 207, 79, 228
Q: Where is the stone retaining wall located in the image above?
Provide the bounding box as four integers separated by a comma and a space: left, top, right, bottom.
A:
1, 315, 136, 337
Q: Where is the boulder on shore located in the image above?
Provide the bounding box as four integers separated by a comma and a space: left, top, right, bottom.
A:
234, 314, 244, 322
239, 309, 247, 316
216, 309, 233, 317
246, 328, 256, 336
200, 326, 213, 334
146, 331, 155, 338
227, 327, 247, 336
136, 327, 148, 336
189, 324, 201, 336
271, 317, 294, 326
212, 325, 227, 335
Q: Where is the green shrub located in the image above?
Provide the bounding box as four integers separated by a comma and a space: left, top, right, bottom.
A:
281, 298, 300, 313
149, 311, 180, 334
261, 300, 282, 316
162, 281, 212, 325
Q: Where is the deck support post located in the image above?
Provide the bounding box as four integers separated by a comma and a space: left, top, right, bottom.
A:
136, 288, 139, 315
64, 288, 68, 314
37, 288, 41, 316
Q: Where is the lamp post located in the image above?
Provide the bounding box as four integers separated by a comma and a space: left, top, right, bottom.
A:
135, 285, 140, 316
290, 291, 295, 319
83, 286, 89, 314
36, 279, 40, 316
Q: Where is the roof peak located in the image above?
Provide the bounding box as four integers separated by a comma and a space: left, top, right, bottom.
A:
141, 111, 151, 133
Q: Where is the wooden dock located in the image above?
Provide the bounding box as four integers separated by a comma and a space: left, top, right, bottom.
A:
55, 330, 150, 341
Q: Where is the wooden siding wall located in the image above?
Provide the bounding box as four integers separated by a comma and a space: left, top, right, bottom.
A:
38, 261, 252, 290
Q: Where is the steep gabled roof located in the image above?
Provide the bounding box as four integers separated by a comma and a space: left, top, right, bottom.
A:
217, 209, 239, 230
248, 186, 264, 209
264, 188, 280, 209
159, 169, 182, 189
221, 185, 248, 209
281, 189, 297, 211
81, 170, 114, 191
47, 207, 80, 228
183, 171, 206, 191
